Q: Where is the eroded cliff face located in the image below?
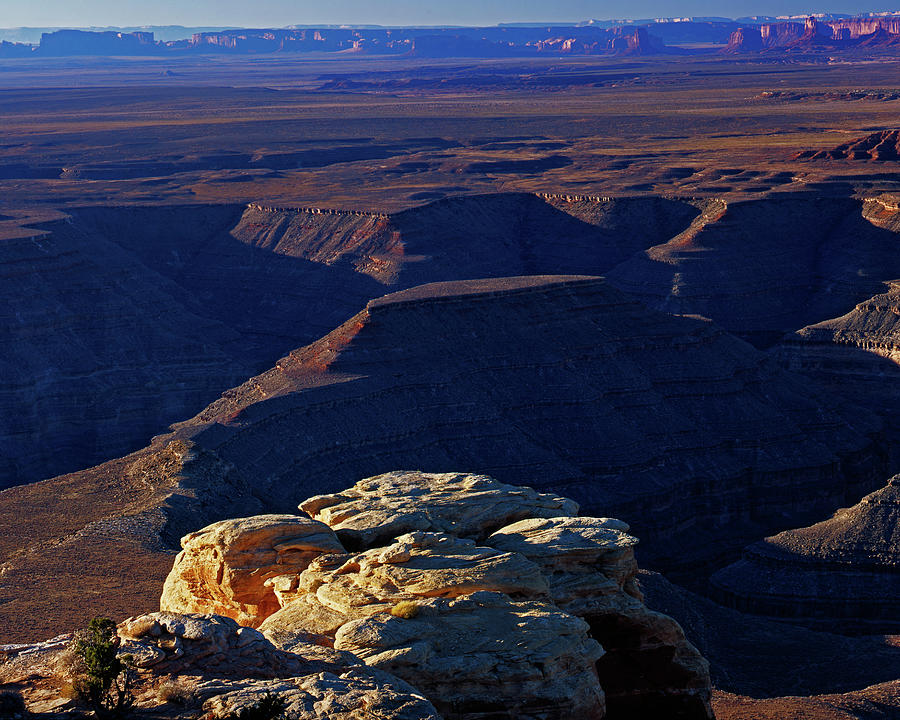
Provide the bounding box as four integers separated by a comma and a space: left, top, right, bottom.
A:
795, 130, 900, 161
163, 275, 886, 572
0, 274, 887, 642
606, 196, 900, 348
1, 194, 700, 489
159, 472, 714, 719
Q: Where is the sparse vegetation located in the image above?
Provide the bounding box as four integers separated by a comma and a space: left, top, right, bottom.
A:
218, 692, 290, 720
65, 617, 134, 718
155, 677, 196, 706
390, 600, 420, 619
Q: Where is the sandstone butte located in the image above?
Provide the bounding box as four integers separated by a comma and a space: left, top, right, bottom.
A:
1, 471, 714, 720
0, 274, 889, 643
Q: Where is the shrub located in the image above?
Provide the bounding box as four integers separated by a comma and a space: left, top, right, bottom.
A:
219, 692, 289, 720
67, 617, 134, 718
0, 690, 27, 719
389, 600, 420, 619
156, 678, 196, 705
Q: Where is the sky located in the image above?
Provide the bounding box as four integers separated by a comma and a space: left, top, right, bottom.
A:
0, 1, 897, 28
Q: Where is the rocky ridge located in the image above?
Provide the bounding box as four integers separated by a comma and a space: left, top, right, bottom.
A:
161, 471, 714, 719
606, 196, 900, 347
794, 130, 900, 161
710, 475, 900, 632
1, 611, 441, 720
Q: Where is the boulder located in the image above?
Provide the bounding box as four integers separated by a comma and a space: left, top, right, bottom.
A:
334, 592, 605, 720
117, 612, 352, 678
300, 471, 578, 549
260, 531, 548, 639
199, 669, 442, 720
160, 515, 345, 627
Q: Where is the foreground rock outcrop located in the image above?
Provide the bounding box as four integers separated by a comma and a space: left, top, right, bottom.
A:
300, 471, 578, 549
160, 515, 345, 627
1, 611, 441, 720
711, 475, 900, 633
161, 471, 714, 719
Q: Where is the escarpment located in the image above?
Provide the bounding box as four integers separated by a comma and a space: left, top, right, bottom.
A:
711, 475, 900, 633
12, 191, 900, 492
1, 194, 699, 489
159, 472, 714, 719
0, 274, 888, 642
605, 196, 900, 348
775, 263, 900, 456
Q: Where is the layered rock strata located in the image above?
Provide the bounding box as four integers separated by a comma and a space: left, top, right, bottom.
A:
795, 130, 900, 161
606, 196, 900, 348
775, 270, 900, 458
711, 475, 900, 632
0, 275, 888, 645
172, 276, 883, 570
4, 194, 698, 489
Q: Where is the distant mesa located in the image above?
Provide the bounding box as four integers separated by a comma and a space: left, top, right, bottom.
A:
724, 15, 900, 52
0, 24, 675, 58
38, 28, 157, 56
794, 129, 900, 161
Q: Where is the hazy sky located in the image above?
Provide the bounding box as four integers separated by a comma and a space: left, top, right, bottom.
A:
0, 1, 895, 27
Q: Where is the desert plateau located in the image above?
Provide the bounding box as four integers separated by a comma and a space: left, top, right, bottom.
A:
2, 3, 900, 719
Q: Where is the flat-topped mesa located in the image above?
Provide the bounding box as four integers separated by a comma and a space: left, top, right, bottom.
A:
724, 27, 764, 53
711, 475, 900, 633
160, 515, 345, 628
300, 471, 579, 549
0, 193, 700, 490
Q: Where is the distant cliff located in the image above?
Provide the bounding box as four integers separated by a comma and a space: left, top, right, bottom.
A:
0, 24, 676, 58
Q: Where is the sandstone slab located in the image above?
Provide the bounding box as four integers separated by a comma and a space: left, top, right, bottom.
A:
160, 515, 345, 627
300, 471, 578, 549
334, 591, 606, 720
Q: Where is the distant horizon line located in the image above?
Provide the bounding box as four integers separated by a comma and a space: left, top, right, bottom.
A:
4, 10, 900, 32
